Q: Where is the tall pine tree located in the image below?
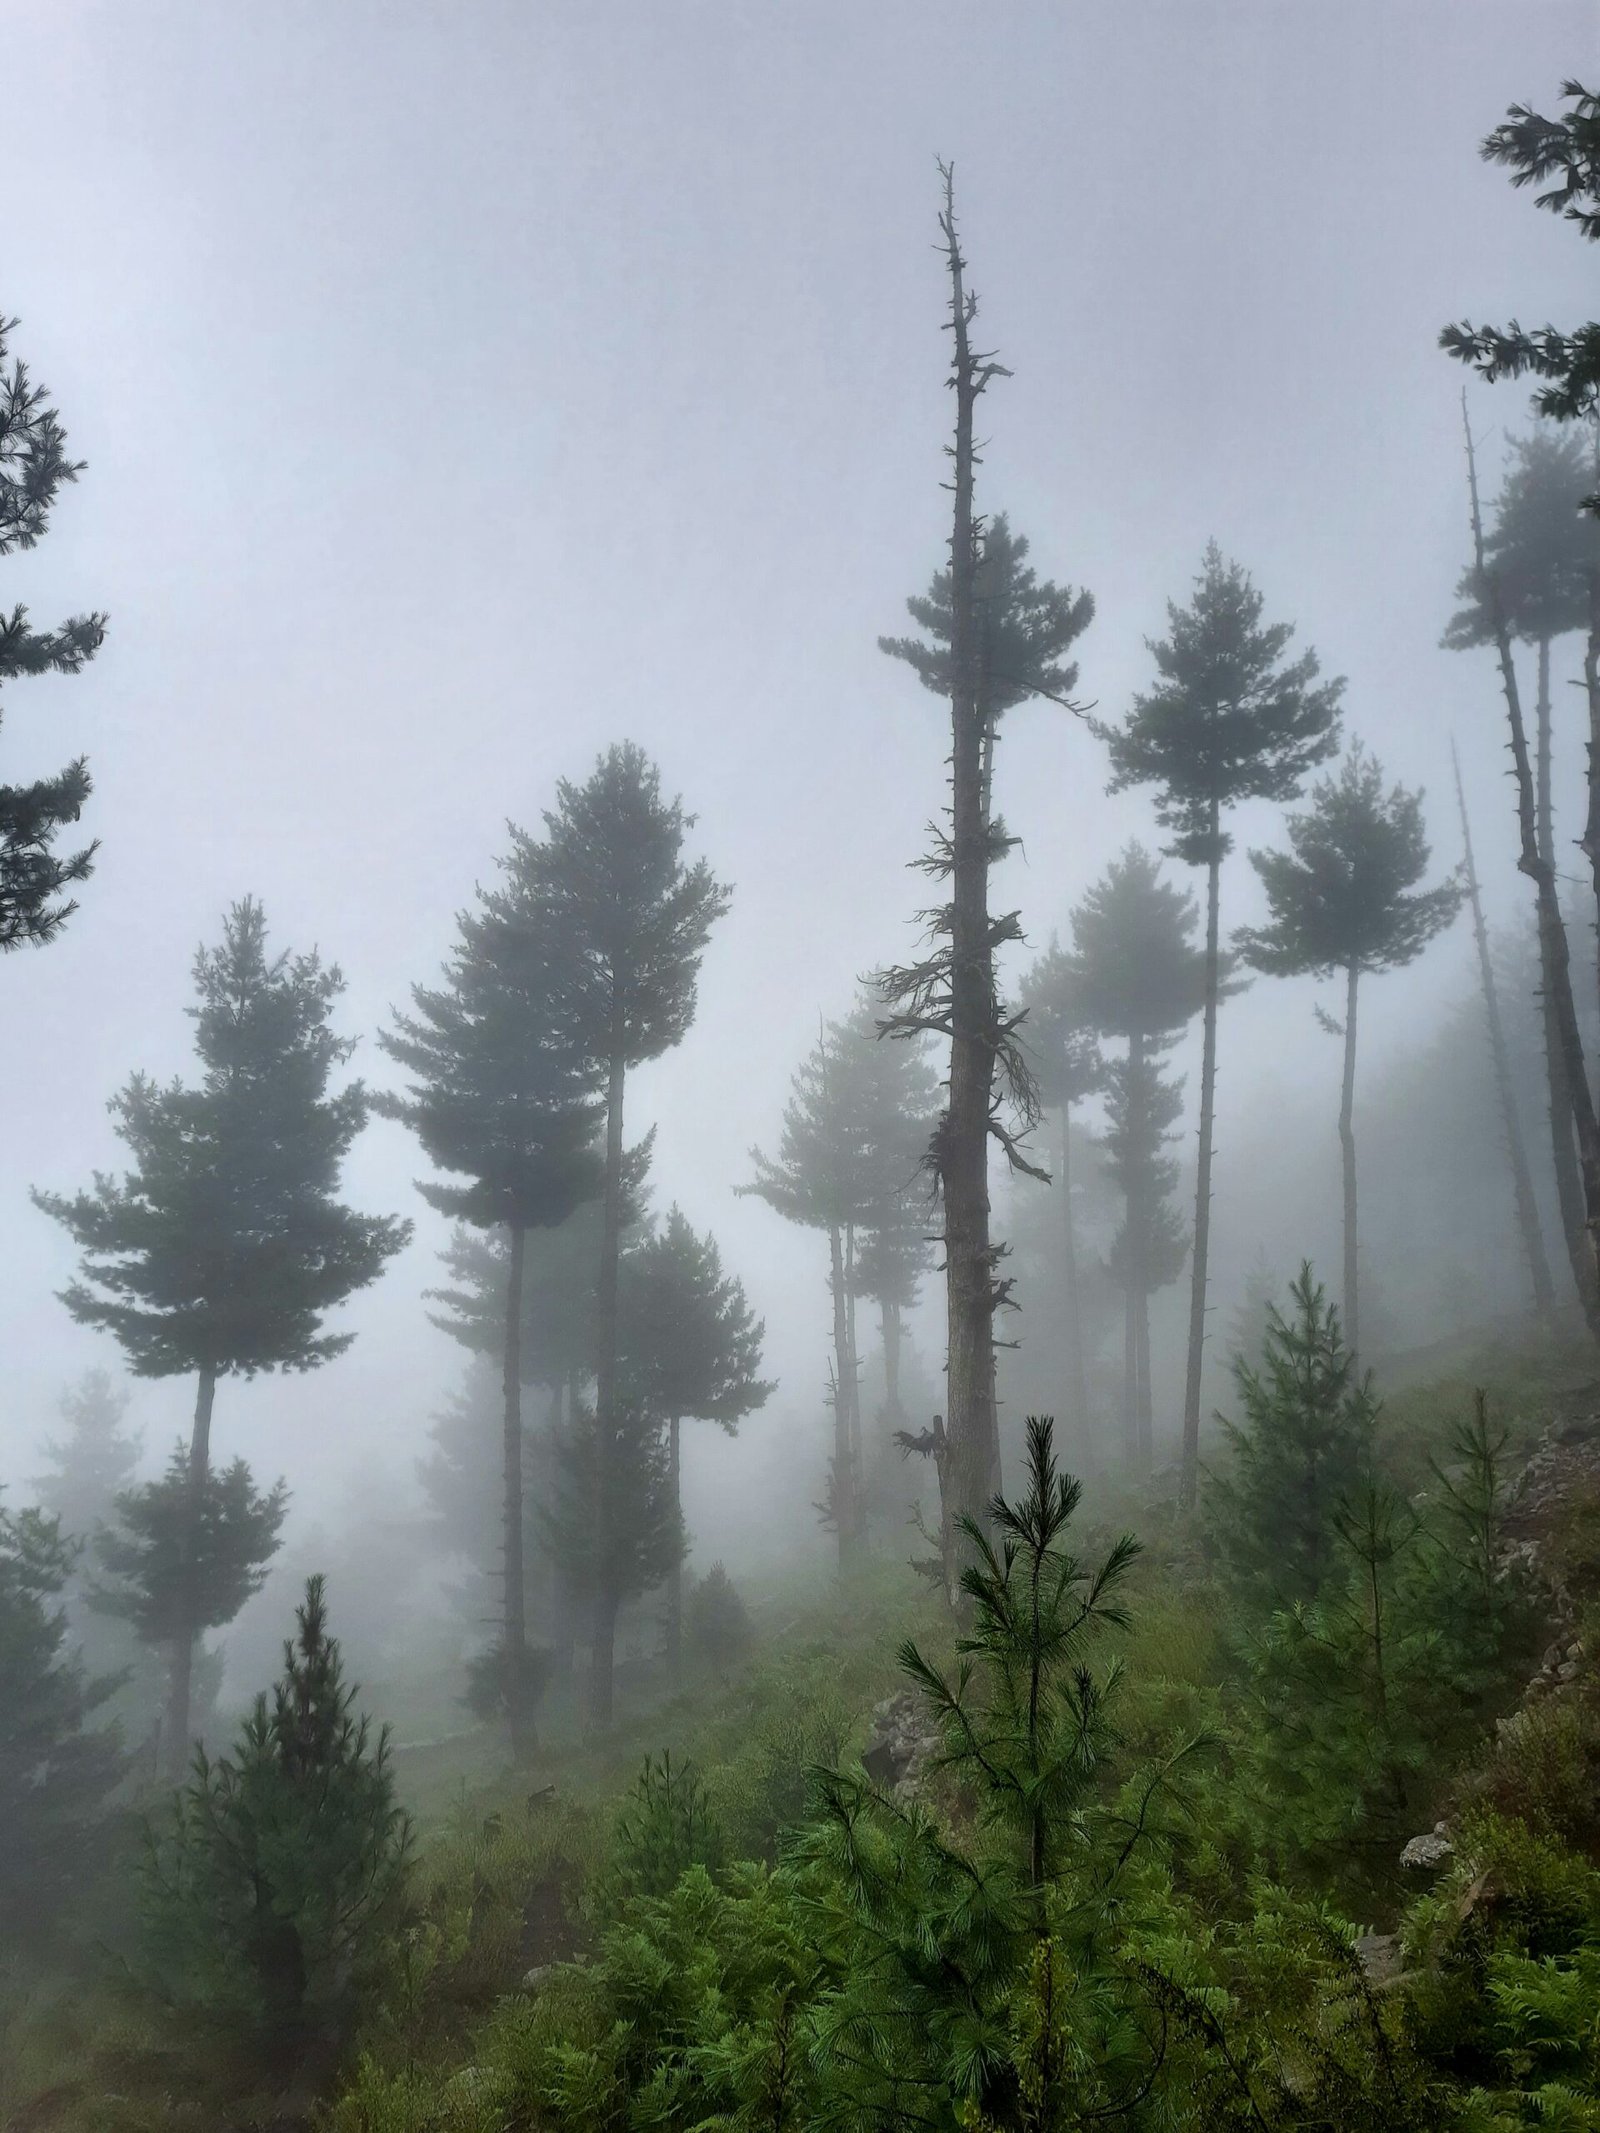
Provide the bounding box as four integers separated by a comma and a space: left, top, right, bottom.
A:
1236, 746, 1462, 1358
523, 745, 729, 1730
878, 174, 1094, 1552
0, 316, 105, 952
34, 899, 407, 1777
377, 840, 605, 1757
1102, 546, 1342, 1503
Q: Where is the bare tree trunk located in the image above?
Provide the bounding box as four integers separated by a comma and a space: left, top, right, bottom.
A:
1584, 579, 1600, 1019
502, 1221, 534, 1757
1462, 399, 1600, 1338
845, 1225, 865, 1551
1181, 830, 1222, 1506
1534, 633, 1589, 1285
1455, 745, 1557, 1317
882, 1297, 903, 1430
665, 1415, 682, 1683
1058, 1091, 1089, 1452
828, 1222, 857, 1567
1135, 1288, 1153, 1466
1123, 1032, 1144, 1466
166, 1361, 217, 1782
1339, 964, 1361, 1360
938, 168, 1004, 1538
1121, 1285, 1138, 1464
589, 1044, 627, 1733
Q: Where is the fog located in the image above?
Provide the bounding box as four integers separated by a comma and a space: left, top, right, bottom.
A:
3, 1, 1597, 1693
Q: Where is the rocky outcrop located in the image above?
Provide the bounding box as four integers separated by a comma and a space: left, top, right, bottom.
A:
861, 1691, 943, 1801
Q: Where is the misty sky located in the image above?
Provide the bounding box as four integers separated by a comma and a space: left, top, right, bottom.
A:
4, 2, 1596, 1560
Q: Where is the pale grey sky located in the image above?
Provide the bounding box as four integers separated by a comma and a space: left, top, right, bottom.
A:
3, 2, 1595, 1558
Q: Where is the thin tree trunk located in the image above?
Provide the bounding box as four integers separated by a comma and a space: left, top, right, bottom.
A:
1059, 1090, 1089, 1451
589, 1044, 627, 1733
502, 1221, 533, 1757
665, 1415, 682, 1683
166, 1361, 217, 1782
845, 1224, 865, 1550
939, 168, 1004, 1539
1339, 964, 1361, 1360
1584, 578, 1600, 1020
882, 1297, 903, 1431
1122, 1284, 1138, 1465
1135, 1287, 1153, 1467
827, 1222, 856, 1567
1534, 635, 1589, 1286
1181, 832, 1222, 1506
1455, 744, 1557, 1316
1462, 398, 1600, 1338
1123, 1032, 1143, 1466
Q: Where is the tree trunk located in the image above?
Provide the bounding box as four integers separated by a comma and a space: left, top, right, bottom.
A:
1058, 1090, 1089, 1453
1535, 631, 1590, 1287
844, 1225, 865, 1551
1180, 832, 1222, 1506
1584, 580, 1600, 1021
1135, 1286, 1153, 1467
1122, 1032, 1143, 1466
1455, 745, 1557, 1317
1339, 963, 1361, 1361
589, 1044, 628, 1733
501, 1221, 533, 1758
1462, 400, 1600, 1338
939, 170, 1005, 1545
166, 1362, 217, 1782
666, 1415, 682, 1683
827, 1222, 857, 1566
882, 1297, 903, 1430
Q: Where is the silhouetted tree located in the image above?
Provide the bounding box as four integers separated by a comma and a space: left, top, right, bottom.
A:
879, 173, 1095, 1557
34, 899, 408, 1777
1444, 426, 1600, 1293
1236, 746, 1462, 1358
1068, 847, 1208, 1464
1016, 943, 1106, 1449
524, 745, 729, 1730
619, 1207, 771, 1680
742, 1022, 872, 1567
32, 1368, 143, 1549
378, 848, 605, 1757
0, 316, 105, 952
1102, 546, 1342, 1504
1449, 745, 1556, 1319
0, 1492, 123, 1940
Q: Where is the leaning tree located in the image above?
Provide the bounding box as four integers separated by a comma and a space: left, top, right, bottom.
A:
1068, 847, 1208, 1466
1101, 545, 1342, 1504
1236, 746, 1462, 1360
522, 744, 729, 1731
618, 1206, 772, 1679
1443, 426, 1600, 1303
0, 315, 106, 953
878, 173, 1095, 1549
377, 841, 605, 1758
34, 899, 408, 1778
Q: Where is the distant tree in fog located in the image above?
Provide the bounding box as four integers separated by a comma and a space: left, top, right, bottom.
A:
0, 1491, 122, 1941
1444, 426, 1600, 1299
32, 1368, 142, 1548
377, 839, 604, 1760
520, 743, 729, 1733
1101, 546, 1342, 1505
877, 169, 1095, 1570
1236, 746, 1462, 1360
1068, 846, 1208, 1467
618, 1207, 771, 1681
1016, 943, 1106, 1452
0, 316, 105, 952
34, 898, 407, 1780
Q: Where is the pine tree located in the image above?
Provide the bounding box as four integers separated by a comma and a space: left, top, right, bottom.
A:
32, 1368, 143, 1549
1206, 1264, 1376, 1613
685, 1561, 753, 1676
1067, 847, 1208, 1466
377, 843, 605, 1757
1444, 427, 1600, 1302
1101, 546, 1342, 1505
522, 744, 729, 1731
1016, 943, 1106, 1451
0, 1492, 123, 1940
742, 1020, 876, 1569
878, 168, 1095, 1566
139, 1575, 411, 2058
0, 316, 106, 952
34, 899, 408, 1777
619, 1208, 771, 1680
1235, 746, 1462, 1358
